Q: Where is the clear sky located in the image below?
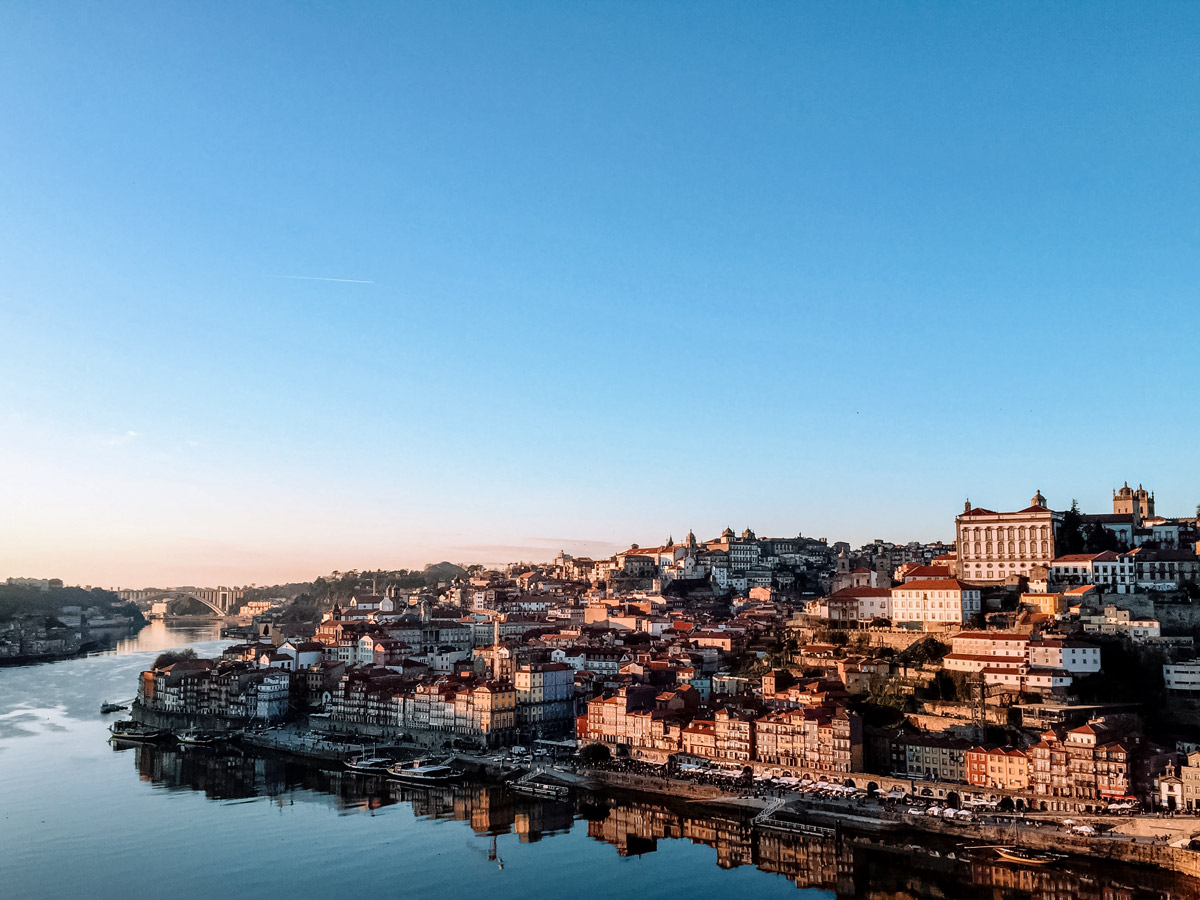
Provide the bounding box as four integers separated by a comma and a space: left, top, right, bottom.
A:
2, 2, 1198, 588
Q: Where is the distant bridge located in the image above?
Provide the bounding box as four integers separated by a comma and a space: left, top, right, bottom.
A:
118, 587, 244, 617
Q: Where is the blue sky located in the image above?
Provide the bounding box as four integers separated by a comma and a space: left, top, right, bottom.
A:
2, 2, 1198, 586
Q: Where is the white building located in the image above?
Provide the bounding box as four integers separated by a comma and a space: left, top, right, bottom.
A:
890, 579, 981, 626
1049, 552, 1135, 592
1028, 639, 1102, 674
1165, 663, 1200, 692
955, 492, 1062, 584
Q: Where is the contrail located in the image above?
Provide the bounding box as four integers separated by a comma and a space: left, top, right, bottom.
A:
277, 275, 375, 284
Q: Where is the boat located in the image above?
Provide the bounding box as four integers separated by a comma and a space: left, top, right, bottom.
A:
387, 761, 463, 785
345, 756, 397, 776
995, 847, 1063, 866
109, 720, 170, 742
100, 702, 128, 714
177, 730, 225, 747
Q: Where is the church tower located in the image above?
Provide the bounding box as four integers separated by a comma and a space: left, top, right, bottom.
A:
1114, 481, 1152, 524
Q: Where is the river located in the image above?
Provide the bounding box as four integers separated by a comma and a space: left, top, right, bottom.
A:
0, 622, 1195, 900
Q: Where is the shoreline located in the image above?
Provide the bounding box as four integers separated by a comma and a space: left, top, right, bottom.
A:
579, 767, 1200, 880
121, 708, 1200, 881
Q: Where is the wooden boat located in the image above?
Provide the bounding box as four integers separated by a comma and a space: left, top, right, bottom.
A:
509, 779, 571, 800
387, 761, 462, 785
345, 756, 397, 776
109, 720, 170, 742
177, 730, 225, 747
995, 847, 1063, 866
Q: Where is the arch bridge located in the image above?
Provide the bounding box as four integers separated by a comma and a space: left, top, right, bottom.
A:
119, 587, 244, 617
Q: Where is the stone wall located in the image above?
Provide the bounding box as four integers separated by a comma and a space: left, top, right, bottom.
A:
130, 702, 243, 732
902, 813, 1200, 879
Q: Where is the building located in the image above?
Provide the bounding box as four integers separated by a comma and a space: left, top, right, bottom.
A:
890, 579, 982, 627
966, 746, 1030, 792
1113, 482, 1154, 522
1027, 639, 1101, 674
513, 662, 575, 735
1029, 723, 1136, 808
1164, 662, 1200, 692
955, 492, 1062, 584
819, 587, 892, 625
1174, 751, 1200, 811
1049, 552, 1136, 592
752, 706, 862, 775
896, 733, 970, 783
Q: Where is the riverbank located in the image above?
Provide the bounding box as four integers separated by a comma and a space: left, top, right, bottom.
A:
120, 700, 1200, 882
577, 766, 1200, 880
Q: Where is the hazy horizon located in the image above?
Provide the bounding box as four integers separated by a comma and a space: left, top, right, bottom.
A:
3, 4, 1198, 588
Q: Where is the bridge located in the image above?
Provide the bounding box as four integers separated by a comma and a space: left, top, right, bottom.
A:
118, 587, 245, 617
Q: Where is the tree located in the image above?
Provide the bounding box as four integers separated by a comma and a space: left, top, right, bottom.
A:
278, 593, 327, 624
1083, 522, 1125, 553
153, 648, 197, 669
579, 743, 612, 766
1056, 500, 1086, 555
897, 637, 949, 667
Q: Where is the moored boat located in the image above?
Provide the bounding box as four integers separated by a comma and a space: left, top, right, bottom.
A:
345, 756, 397, 776
100, 702, 128, 714
109, 720, 170, 742
177, 730, 225, 747
387, 761, 462, 785
995, 847, 1063, 866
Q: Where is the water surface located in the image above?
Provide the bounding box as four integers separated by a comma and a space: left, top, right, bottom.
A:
0, 623, 1193, 900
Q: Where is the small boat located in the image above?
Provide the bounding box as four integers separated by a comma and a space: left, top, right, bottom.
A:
177, 730, 224, 747
109, 720, 169, 742
509, 780, 572, 800
387, 761, 462, 785
995, 847, 1063, 866
345, 756, 397, 776
100, 702, 128, 714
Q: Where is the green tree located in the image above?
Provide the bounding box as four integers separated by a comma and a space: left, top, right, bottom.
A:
152, 648, 197, 669
897, 637, 949, 666
578, 743, 612, 766
1056, 500, 1085, 555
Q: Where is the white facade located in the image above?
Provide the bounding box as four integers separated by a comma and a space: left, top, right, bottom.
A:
890, 580, 981, 626
1165, 663, 1200, 691
1050, 552, 1135, 592
1028, 640, 1101, 674
955, 495, 1062, 584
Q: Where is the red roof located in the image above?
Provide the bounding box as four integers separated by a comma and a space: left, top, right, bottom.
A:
892, 579, 970, 592
954, 631, 1029, 641
905, 565, 953, 578
830, 586, 892, 598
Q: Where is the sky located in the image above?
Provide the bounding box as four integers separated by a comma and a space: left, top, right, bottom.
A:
1, 2, 1198, 588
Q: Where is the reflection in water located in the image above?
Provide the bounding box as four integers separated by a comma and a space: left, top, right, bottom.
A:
4, 623, 1195, 900
119, 742, 1194, 900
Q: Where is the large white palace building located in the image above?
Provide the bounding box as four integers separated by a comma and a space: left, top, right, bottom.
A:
955, 491, 1063, 585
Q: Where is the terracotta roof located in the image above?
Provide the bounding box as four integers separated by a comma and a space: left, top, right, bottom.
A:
904, 565, 953, 578
891, 579, 970, 592
954, 631, 1029, 641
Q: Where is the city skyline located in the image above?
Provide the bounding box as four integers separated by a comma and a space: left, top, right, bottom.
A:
5, 481, 1191, 588
3, 3, 1199, 586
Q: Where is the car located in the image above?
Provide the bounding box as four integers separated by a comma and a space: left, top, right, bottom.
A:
511, 745, 527, 755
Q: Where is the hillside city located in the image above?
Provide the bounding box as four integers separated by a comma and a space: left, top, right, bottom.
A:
87, 481, 1200, 821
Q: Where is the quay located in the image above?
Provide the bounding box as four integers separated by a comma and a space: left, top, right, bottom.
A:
124, 704, 1200, 881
